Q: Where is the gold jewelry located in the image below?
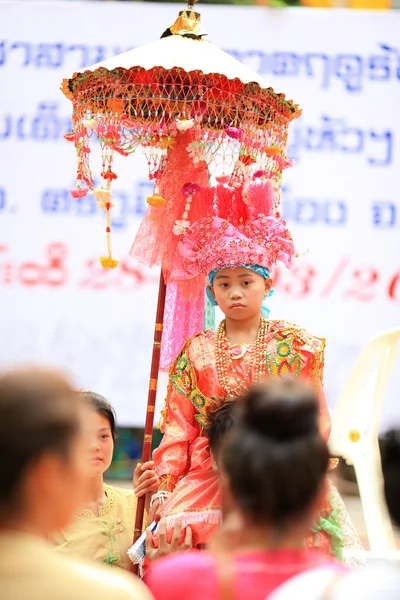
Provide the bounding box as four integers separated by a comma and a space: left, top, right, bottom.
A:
215, 318, 268, 397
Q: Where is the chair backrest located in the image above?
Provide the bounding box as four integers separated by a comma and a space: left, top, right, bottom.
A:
330, 328, 400, 462
329, 328, 400, 552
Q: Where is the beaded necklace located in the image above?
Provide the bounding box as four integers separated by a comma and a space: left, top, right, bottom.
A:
215, 317, 269, 397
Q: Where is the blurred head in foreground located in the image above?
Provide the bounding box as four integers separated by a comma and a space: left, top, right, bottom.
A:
381, 428, 400, 527
204, 398, 237, 470
220, 379, 330, 535
0, 368, 92, 535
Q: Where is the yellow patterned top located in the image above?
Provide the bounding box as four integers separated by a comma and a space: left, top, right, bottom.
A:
53, 484, 136, 571
1, 531, 153, 600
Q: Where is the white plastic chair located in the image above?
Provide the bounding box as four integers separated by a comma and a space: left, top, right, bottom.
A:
329, 328, 400, 553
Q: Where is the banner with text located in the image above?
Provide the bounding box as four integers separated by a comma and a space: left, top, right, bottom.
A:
0, 1, 399, 427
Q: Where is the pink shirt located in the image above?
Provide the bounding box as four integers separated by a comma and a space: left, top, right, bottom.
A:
146, 548, 337, 600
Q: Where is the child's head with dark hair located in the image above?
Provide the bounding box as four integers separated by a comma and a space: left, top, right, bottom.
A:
78, 391, 117, 476
221, 379, 329, 528
79, 391, 118, 442
204, 399, 236, 464
381, 428, 400, 527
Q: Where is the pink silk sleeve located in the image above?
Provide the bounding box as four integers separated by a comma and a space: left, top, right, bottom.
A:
153, 348, 201, 492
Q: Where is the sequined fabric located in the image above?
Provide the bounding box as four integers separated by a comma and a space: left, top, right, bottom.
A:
153, 320, 332, 546
160, 281, 205, 371
130, 131, 209, 277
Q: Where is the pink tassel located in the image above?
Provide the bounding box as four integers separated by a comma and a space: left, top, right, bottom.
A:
70, 188, 88, 199
216, 185, 244, 224
195, 186, 215, 216
245, 181, 274, 218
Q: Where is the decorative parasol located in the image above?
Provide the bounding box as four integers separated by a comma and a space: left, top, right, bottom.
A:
61, 0, 301, 567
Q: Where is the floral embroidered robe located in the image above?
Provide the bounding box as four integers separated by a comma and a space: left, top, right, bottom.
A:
153, 321, 332, 543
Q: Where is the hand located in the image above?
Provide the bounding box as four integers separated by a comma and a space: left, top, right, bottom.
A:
145, 518, 193, 561
148, 497, 161, 524
133, 461, 159, 497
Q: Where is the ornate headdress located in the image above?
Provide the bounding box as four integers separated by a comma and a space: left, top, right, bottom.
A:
142, 175, 296, 367
132, 172, 297, 368
171, 178, 295, 282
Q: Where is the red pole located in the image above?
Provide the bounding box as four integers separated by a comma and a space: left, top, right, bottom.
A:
131, 269, 167, 574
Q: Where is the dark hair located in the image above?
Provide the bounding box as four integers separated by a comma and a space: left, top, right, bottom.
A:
381, 428, 400, 527
204, 400, 237, 456
0, 368, 80, 510
79, 391, 118, 442
222, 380, 329, 525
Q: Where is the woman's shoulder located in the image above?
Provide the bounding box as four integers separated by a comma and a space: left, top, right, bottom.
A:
104, 484, 136, 508
268, 320, 325, 354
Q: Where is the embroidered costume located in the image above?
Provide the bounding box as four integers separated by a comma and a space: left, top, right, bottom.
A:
54, 484, 137, 570
154, 322, 329, 544
148, 180, 362, 560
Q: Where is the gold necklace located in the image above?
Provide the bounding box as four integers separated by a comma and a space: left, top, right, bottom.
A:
215, 318, 269, 397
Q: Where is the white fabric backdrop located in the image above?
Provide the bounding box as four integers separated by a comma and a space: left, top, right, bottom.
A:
0, 1, 399, 427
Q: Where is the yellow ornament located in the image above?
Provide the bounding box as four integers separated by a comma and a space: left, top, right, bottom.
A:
93, 188, 111, 202
100, 256, 119, 269
147, 195, 166, 208
348, 429, 360, 443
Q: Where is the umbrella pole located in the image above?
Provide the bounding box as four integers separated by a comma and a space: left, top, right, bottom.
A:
131, 269, 166, 574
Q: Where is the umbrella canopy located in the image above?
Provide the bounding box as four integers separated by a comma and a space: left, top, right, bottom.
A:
84, 34, 269, 83
61, 2, 301, 273
62, 6, 300, 194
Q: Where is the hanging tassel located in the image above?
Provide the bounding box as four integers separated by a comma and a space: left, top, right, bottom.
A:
100, 256, 119, 269
100, 203, 119, 269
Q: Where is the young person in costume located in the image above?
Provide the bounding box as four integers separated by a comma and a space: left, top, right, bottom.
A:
147, 380, 345, 600
54, 391, 161, 570
149, 178, 362, 562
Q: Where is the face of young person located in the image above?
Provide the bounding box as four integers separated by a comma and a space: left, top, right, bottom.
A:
210, 267, 272, 321
88, 411, 114, 476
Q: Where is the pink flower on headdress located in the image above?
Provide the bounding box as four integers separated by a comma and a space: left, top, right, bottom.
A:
182, 183, 200, 197
224, 125, 244, 141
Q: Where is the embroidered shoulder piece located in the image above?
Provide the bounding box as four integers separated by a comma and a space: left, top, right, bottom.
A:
266, 320, 325, 385
169, 344, 211, 428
